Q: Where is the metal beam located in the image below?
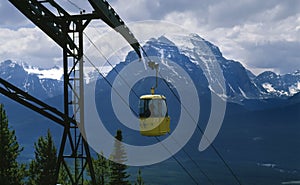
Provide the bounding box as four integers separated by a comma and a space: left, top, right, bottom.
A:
9, 0, 72, 52
7, 0, 143, 184
0, 78, 77, 127
8, 0, 98, 56
88, 0, 142, 58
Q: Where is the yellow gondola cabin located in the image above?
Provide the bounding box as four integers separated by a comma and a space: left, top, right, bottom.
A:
139, 94, 170, 136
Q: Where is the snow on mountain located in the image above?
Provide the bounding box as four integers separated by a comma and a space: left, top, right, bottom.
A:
84, 65, 112, 84
289, 82, 300, 95
107, 33, 300, 102
1, 33, 300, 102
152, 33, 264, 101
134, 34, 209, 95
254, 70, 300, 97
0, 60, 63, 99
159, 33, 300, 100
165, 33, 223, 62
23, 64, 63, 81
164, 33, 227, 98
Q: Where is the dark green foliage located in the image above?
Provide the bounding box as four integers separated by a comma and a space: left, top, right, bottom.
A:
0, 104, 26, 185
58, 165, 70, 184
27, 129, 57, 185
135, 169, 145, 185
87, 152, 110, 185
109, 129, 130, 185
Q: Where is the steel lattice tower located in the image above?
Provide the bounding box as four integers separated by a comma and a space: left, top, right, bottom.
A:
2, 0, 141, 184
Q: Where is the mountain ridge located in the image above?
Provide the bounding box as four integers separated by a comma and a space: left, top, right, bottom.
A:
1, 33, 300, 102
1, 33, 300, 184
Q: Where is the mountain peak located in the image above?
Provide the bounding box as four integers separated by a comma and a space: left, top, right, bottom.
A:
0, 60, 63, 99
157, 36, 176, 46
257, 71, 278, 79
291, 70, 300, 76
255, 70, 300, 96
1, 60, 19, 68
162, 33, 223, 59
2, 32, 300, 102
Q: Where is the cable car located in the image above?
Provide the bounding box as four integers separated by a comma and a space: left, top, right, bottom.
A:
139, 88, 170, 136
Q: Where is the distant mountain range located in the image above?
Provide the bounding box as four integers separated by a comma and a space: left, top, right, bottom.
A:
0, 60, 63, 99
1, 33, 300, 103
1, 33, 300, 184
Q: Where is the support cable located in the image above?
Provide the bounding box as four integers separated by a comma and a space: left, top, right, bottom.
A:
155, 136, 200, 185
65, 5, 240, 181
131, 44, 243, 185
137, 44, 243, 185
83, 32, 140, 99
167, 133, 215, 185
156, 73, 243, 185
82, 33, 215, 185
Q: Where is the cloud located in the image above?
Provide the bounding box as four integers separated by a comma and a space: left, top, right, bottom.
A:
109, 0, 300, 74
1, 0, 299, 75
109, 0, 300, 28
203, 12, 300, 74
0, 27, 61, 67
242, 41, 300, 74
206, 1, 293, 28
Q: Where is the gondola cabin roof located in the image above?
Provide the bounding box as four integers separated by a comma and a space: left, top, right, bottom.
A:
140, 94, 166, 100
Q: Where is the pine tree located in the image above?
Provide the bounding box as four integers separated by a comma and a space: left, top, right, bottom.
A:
58, 165, 71, 184
134, 169, 145, 185
109, 129, 130, 185
0, 104, 26, 185
28, 129, 57, 185
87, 152, 109, 185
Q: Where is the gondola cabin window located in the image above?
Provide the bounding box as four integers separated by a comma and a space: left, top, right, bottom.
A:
139, 95, 170, 136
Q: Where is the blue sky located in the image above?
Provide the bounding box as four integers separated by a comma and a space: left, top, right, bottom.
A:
0, 0, 299, 75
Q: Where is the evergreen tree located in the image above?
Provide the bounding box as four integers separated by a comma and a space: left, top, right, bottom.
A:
109, 129, 130, 185
0, 104, 26, 185
134, 169, 145, 185
28, 129, 57, 185
58, 165, 70, 185
87, 152, 109, 185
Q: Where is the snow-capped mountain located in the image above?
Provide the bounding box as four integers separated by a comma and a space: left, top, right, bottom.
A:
143, 33, 300, 101
1, 33, 300, 103
254, 70, 300, 97
0, 60, 63, 99
1, 34, 299, 185
163, 33, 264, 101
120, 34, 300, 104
